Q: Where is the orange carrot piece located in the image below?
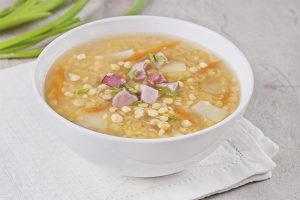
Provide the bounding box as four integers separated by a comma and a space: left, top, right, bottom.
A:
197, 61, 221, 75
54, 66, 64, 101
220, 90, 228, 102
84, 104, 109, 113
123, 41, 181, 62
174, 107, 197, 125
207, 61, 221, 68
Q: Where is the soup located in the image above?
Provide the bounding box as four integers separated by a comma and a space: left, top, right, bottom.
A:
45, 34, 240, 139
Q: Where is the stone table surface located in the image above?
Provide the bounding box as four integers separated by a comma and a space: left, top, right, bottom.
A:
0, 0, 299, 199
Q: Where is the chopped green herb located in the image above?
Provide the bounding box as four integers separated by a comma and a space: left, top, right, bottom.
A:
156, 87, 168, 92
149, 53, 155, 62
124, 83, 139, 94
74, 88, 89, 94
180, 75, 190, 81
130, 69, 137, 80
111, 86, 122, 95
166, 92, 178, 97
123, 69, 130, 75
156, 55, 166, 62
169, 116, 181, 121
130, 100, 143, 106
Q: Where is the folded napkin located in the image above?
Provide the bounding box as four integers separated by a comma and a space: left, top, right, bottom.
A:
0, 61, 279, 200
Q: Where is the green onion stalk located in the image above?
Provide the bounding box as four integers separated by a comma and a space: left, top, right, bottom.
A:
0, 0, 68, 30
0, 0, 24, 17
0, 0, 146, 59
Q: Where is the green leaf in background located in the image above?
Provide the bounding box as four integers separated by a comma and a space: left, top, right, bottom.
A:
74, 88, 90, 94
0, 0, 146, 59
168, 116, 181, 121
26, 0, 68, 15
0, 12, 52, 31
123, 0, 146, 16
130, 100, 143, 106
0, 0, 69, 31
2, 0, 40, 19
0, 0, 89, 50
0, 48, 43, 59
0, 18, 80, 54
156, 55, 166, 62
0, 0, 25, 17
130, 69, 137, 80
149, 53, 155, 62
180, 75, 190, 81
166, 92, 178, 97
123, 83, 139, 94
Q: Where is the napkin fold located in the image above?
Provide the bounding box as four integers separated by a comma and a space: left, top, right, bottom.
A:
0, 61, 278, 200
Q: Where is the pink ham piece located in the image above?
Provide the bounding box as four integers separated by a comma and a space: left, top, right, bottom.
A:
148, 72, 167, 86
152, 52, 169, 68
139, 85, 159, 104
101, 73, 126, 88
156, 82, 179, 92
127, 62, 147, 81
112, 88, 138, 108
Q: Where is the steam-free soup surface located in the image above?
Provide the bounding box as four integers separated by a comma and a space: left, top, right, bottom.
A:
45, 34, 240, 139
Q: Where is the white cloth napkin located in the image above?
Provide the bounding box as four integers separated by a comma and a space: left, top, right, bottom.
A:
0, 61, 279, 200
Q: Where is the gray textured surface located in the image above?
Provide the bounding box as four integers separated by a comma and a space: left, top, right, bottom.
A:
0, 0, 299, 199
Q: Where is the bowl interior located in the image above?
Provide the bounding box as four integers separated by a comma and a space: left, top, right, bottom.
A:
34, 16, 253, 137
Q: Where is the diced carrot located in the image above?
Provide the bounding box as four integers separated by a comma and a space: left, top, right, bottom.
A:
84, 104, 109, 113
123, 41, 180, 62
153, 126, 160, 131
54, 66, 64, 101
197, 61, 221, 75
220, 90, 228, 102
207, 61, 221, 68
174, 107, 197, 125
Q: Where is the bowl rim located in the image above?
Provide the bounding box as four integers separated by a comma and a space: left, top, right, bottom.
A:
33, 15, 254, 144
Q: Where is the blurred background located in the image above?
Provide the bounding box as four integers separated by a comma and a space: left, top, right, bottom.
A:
0, 0, 299, 199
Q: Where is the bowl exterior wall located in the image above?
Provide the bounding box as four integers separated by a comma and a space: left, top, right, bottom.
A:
41, 100, 247, 177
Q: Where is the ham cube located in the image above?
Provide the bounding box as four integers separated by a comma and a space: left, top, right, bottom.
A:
156, 82, 179, 92
127, 62, 147, 81
140, 85, 159, 104
101, 73, 126, 88
148, 72, 167, 86
112, 88, 138, 108
152, 52, 169, 68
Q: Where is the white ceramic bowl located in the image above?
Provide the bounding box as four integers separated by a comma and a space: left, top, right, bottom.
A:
33, 16, 253, 177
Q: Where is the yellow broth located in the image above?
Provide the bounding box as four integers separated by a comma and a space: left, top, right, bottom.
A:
45, 34, 240, 139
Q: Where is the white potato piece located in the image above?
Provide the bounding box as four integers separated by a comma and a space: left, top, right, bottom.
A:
159, 62, 186, 73
192, 101, 228, 122
76, 111, 110, 129
103, 49, 134, 60
200, 76, 225, 94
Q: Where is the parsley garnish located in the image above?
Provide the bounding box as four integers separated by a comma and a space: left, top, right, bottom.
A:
156, 87, 168, 92
168, 116, 181, 121
111, 87, 122, 95
166, 92, 178, 97
130, 100, 143, 106
124, 69, 130, 75
74, 88, 90, 94
149, 53, 155, 62
156, 55, 166, 62
180, 75, 190, 81
130, 69, 137, 80
124, 83, 139, 94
